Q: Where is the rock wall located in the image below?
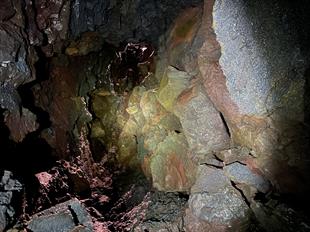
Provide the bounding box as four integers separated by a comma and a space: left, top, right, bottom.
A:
1, 0, 310, 231
211, 0, 310, 196
70, 0, 203, 46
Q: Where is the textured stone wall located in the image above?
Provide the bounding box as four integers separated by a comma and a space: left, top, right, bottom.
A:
70, 0, 203, 46
210, 0, 310, 195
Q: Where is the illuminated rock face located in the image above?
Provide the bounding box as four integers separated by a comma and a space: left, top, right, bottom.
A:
1, 0, 310, 231
210, 0, 310, 195
90, 60, 231, 192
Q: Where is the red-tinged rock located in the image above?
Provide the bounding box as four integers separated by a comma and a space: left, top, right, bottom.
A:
34, 57, 93, 158
93, 221, 111, 232
35, 172, 53, 188
0, 0, 15, 21
4, 108, 38, 142
25, 0, 71, 54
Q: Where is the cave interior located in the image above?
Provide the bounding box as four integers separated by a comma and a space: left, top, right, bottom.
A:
0, 0, 310, 231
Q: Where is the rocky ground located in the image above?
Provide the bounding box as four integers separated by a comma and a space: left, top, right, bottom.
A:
1, 0, 310, 231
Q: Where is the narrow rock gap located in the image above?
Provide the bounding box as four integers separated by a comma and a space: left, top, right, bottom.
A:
68, 205, 80, 226
219, 112, 230, 137
230, 180, 251, 207
17, 48, 51, 131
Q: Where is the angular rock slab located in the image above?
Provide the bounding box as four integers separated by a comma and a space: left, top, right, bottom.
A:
149, 132, 196, 192
224, 162, 270, 193
27, 198, 93, 232
189, 188, 249, 224
213, 0, 305, 119
190, 165, 231, 194
157, 66, 191, 112
175, 84, 230, 162
0, 171, 23, 232
185, 166, 250, 231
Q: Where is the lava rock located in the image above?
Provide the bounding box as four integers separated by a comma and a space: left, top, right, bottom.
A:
252, 200, 310, 232
185, 166, 251, 231
190, 165, 231, 194
213, 0, 305, 118
0, 171, 23, 232
133, 191, 187, 232
189, 188, 249, 224
157, 66, 191, 112
69, 0, 203, 46
0, 0, 15, 22
223, 162, 270, 193
27, 198, 93, 232
175, 84, 230, 162
0, 1, 38, 142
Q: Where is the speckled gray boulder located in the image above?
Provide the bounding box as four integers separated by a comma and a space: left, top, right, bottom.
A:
224, 162, 270, 193
213, 0, 305, 120
189, 188, 249, 225
175, 84, 230, 162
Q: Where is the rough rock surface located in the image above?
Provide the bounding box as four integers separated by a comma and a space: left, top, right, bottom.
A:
133, 191, 187, 232
185, 165, 251, 231
213, 0, 305, 119
223, 162, 270, 193
175, 84, 230, 162
0, 0, 38, 142
34, 54, 101, 157
195, 0, 310, 197
27, 198, 93, 232
25, 0, 71, 56
70, 0, 203, 46
0, 171, 23, 232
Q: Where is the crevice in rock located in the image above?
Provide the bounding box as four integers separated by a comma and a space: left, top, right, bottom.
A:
230, 180, 251, 207
17, 48, 51, 131
68, 205, 80, 226
253, 192, 268, 204
201, 162, 223, 169
219, 112, 230, 137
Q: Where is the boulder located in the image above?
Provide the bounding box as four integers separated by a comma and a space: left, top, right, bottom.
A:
185, 165, 250, 231
27, 198, 93, 232
175, 84, 230, 162
0, 171, 23, 232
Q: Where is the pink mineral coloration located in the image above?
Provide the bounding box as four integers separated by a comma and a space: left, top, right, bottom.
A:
35, 172, 53, 187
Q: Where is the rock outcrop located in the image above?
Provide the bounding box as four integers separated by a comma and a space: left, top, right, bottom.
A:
0, 171, 23, 232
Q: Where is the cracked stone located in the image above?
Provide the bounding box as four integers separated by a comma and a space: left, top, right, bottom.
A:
27, 198, 93, 232
223, 162, 270, 193
175, 84, 230, 162
190, 166, 230, 194
188, 188, 249, 225
0, 171, 23, 232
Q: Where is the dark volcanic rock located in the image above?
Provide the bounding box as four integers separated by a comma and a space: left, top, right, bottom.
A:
25, 0, 71, 56
223, 162, 270, 193
185, 165, 251, 231
134, 191, 188, 232
211, 0, 310, 197
0, 0, 38, 142
0, 171, 23, 232
0, 0, 15, 22
70, 0, 203, 46
27, 198, 93, 232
